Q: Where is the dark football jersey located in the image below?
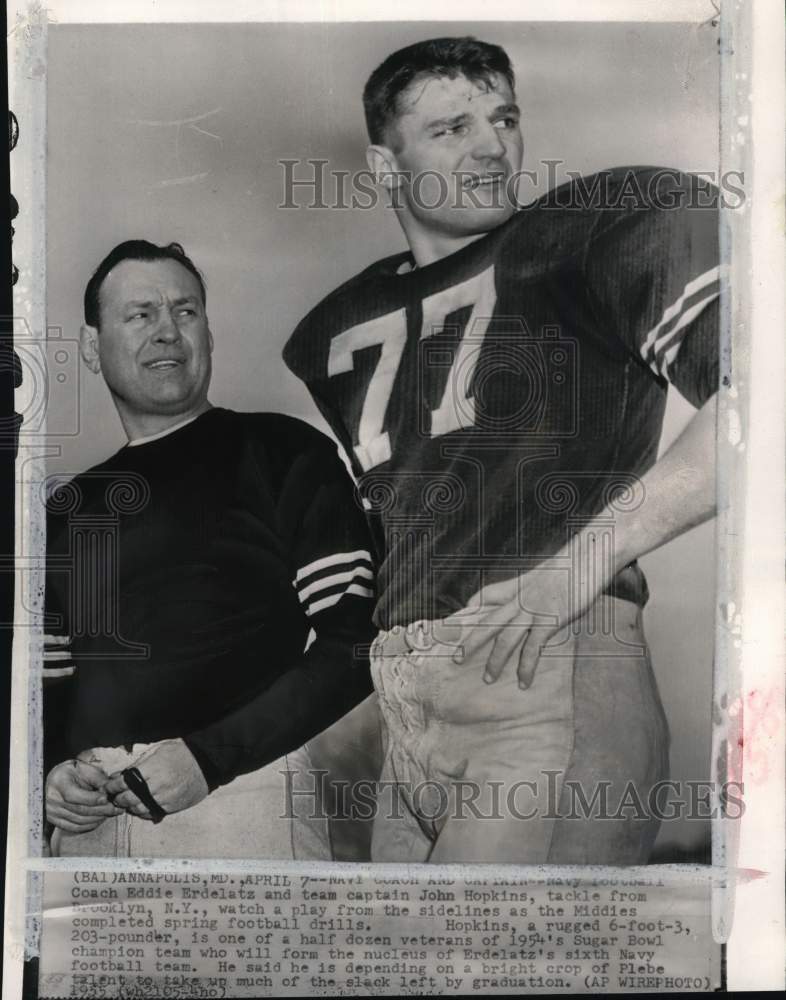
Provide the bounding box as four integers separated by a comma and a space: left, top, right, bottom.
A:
44, 409, 376, 785
284, 167, 720, 629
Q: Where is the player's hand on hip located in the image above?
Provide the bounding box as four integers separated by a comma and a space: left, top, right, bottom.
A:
105, 738, 209, 820
442, 557, 592, 690
45, 759, 122, 833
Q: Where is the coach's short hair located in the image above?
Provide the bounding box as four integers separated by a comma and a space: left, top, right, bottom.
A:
84, 239, 207, 329
363, 36, 515, 147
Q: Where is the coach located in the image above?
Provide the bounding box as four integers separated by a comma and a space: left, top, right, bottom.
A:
44, 239, 376, 858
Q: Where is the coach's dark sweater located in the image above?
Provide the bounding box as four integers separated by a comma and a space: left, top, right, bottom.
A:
45, 408, 376, 790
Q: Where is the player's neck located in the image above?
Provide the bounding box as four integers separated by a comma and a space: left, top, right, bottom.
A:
402, 223, 491, 269
118, 399, 213, 444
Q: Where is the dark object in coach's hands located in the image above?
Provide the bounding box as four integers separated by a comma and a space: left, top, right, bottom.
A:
122, 766, 167, 824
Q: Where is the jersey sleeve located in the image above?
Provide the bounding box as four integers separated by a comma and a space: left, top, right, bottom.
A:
283, 313, 357, 465
43, 486, 79, 781
284, 324, 388, 557
283, 430, 374, 612
583, 169, 720, 408
44, 484, 80, 680
183, 419, 376, 789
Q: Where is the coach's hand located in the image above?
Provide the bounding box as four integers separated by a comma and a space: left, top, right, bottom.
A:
46, 759, 122, 833
442, 552, 598, 690
105, 739, 209, 820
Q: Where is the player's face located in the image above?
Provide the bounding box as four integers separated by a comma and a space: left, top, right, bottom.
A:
381, 73, 523, 257
83, 258, 213, 426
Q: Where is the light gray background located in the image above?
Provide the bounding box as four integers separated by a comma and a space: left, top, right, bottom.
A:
45, 20, 719, 856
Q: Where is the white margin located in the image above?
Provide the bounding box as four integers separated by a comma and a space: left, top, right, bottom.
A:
723, 0, 786, 989
28, 0, 719, 26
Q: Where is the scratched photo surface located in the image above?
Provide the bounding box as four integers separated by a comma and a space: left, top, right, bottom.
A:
41, 20, 719, 865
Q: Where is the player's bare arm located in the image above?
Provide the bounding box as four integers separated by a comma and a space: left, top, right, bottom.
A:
445, 394, 717, 688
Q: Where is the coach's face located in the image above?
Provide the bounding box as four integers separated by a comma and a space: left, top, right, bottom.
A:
368, 73, 523, 261
80, 258, 213, 434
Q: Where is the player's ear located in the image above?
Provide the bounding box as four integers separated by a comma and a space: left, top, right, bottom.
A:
366, 144, 403, 192
79, 324, 101, 374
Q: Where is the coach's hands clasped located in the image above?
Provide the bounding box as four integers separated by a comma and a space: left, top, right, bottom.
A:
45, 759, 123, 833
105, 738, 209, 820
47, 740, 210, 831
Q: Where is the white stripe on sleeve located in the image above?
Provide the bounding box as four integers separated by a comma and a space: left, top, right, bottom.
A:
640, 266, 720, 377
298, 566, 374, 602
295, 549, 372, 583
293, 549, 374, 617
307, 582, 375, 616
656, 292, 721, 375
44, 636, 75, 677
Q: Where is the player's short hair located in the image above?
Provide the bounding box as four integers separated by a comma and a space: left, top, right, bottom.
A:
84, 239, 207, 329
363, 36, 515, 147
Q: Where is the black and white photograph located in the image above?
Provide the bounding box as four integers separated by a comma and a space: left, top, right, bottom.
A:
5, 1, 784, 996
42, 14, 724, 868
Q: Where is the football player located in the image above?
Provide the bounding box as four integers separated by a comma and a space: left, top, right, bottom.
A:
284, 37, 719, 863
